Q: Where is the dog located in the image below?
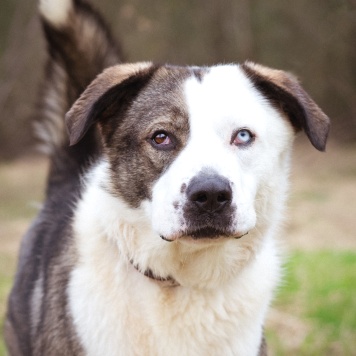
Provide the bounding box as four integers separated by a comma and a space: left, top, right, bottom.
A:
5, 0, 330, 355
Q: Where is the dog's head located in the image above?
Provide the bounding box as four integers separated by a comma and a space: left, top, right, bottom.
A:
66, 62, 329, 287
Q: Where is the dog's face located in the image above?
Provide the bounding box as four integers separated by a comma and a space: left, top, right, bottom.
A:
67, 62, 329, 286
149, 65, 291, 242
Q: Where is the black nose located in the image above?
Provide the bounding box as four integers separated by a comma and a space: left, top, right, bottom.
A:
186, 173, 232, 213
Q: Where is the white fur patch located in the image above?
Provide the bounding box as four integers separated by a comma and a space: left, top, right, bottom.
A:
39, 0, 73, 27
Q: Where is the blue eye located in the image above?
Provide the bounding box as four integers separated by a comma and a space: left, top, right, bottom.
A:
233, 129, 254, 146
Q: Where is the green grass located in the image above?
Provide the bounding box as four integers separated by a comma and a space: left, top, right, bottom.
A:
267, 250, 356, 355
0, 255, 16, 356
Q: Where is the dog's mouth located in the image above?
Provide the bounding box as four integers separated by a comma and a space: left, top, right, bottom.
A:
161, 227, 248, 242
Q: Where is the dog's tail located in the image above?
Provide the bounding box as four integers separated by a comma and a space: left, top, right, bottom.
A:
36, 0, 122, 193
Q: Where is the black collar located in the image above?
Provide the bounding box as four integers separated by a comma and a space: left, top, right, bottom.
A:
130, 260, 179, 287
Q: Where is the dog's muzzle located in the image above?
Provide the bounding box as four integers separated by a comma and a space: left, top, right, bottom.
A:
181, 170, 236, 239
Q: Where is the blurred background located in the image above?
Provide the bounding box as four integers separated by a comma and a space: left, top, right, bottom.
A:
0, 0, 355, 355
1, 0, 356, 158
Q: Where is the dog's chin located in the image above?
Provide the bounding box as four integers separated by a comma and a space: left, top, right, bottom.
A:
161, 227, 248, 243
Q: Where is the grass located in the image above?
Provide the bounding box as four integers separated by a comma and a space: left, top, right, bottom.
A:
267, 251, 356, 355
0, 256, 15, 356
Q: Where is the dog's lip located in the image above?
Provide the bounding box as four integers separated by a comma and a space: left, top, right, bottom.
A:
160, 230, 248, 242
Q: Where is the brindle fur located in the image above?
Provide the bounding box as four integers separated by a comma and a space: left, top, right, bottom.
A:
5, 0, 121, 354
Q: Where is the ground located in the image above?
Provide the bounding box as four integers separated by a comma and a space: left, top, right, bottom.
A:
287, 138, 356, 251
0, 137, 355, 355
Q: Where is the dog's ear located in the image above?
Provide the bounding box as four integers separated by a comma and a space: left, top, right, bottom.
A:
241, 61, 330, 151
65, 62, 154, 146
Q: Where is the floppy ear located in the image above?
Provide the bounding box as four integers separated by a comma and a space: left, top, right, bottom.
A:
65, 62, 154, 146
241, 61, 330, 151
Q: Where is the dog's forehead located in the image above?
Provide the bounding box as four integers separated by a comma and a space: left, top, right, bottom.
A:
183, 65, 266, 120
124, 66, 192, 128
132, 64, 264, 129
179, 64, 274, 141
147, 64, 254, 99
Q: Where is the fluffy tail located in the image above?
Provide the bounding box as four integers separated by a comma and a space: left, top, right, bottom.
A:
36, 0, 122, 194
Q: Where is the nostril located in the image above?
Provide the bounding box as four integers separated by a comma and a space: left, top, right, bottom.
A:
217, 192, 230, 203
195, 192, 208, 203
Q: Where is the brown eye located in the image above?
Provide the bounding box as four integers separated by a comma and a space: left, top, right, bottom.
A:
148, 130, 179, 151
153, 132, 171, 145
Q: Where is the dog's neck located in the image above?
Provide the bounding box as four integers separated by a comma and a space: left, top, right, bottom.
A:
130, 259, 180, 287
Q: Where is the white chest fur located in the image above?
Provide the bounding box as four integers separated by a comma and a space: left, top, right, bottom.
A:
68, 242, 279, 356
67, 163, 280, 356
